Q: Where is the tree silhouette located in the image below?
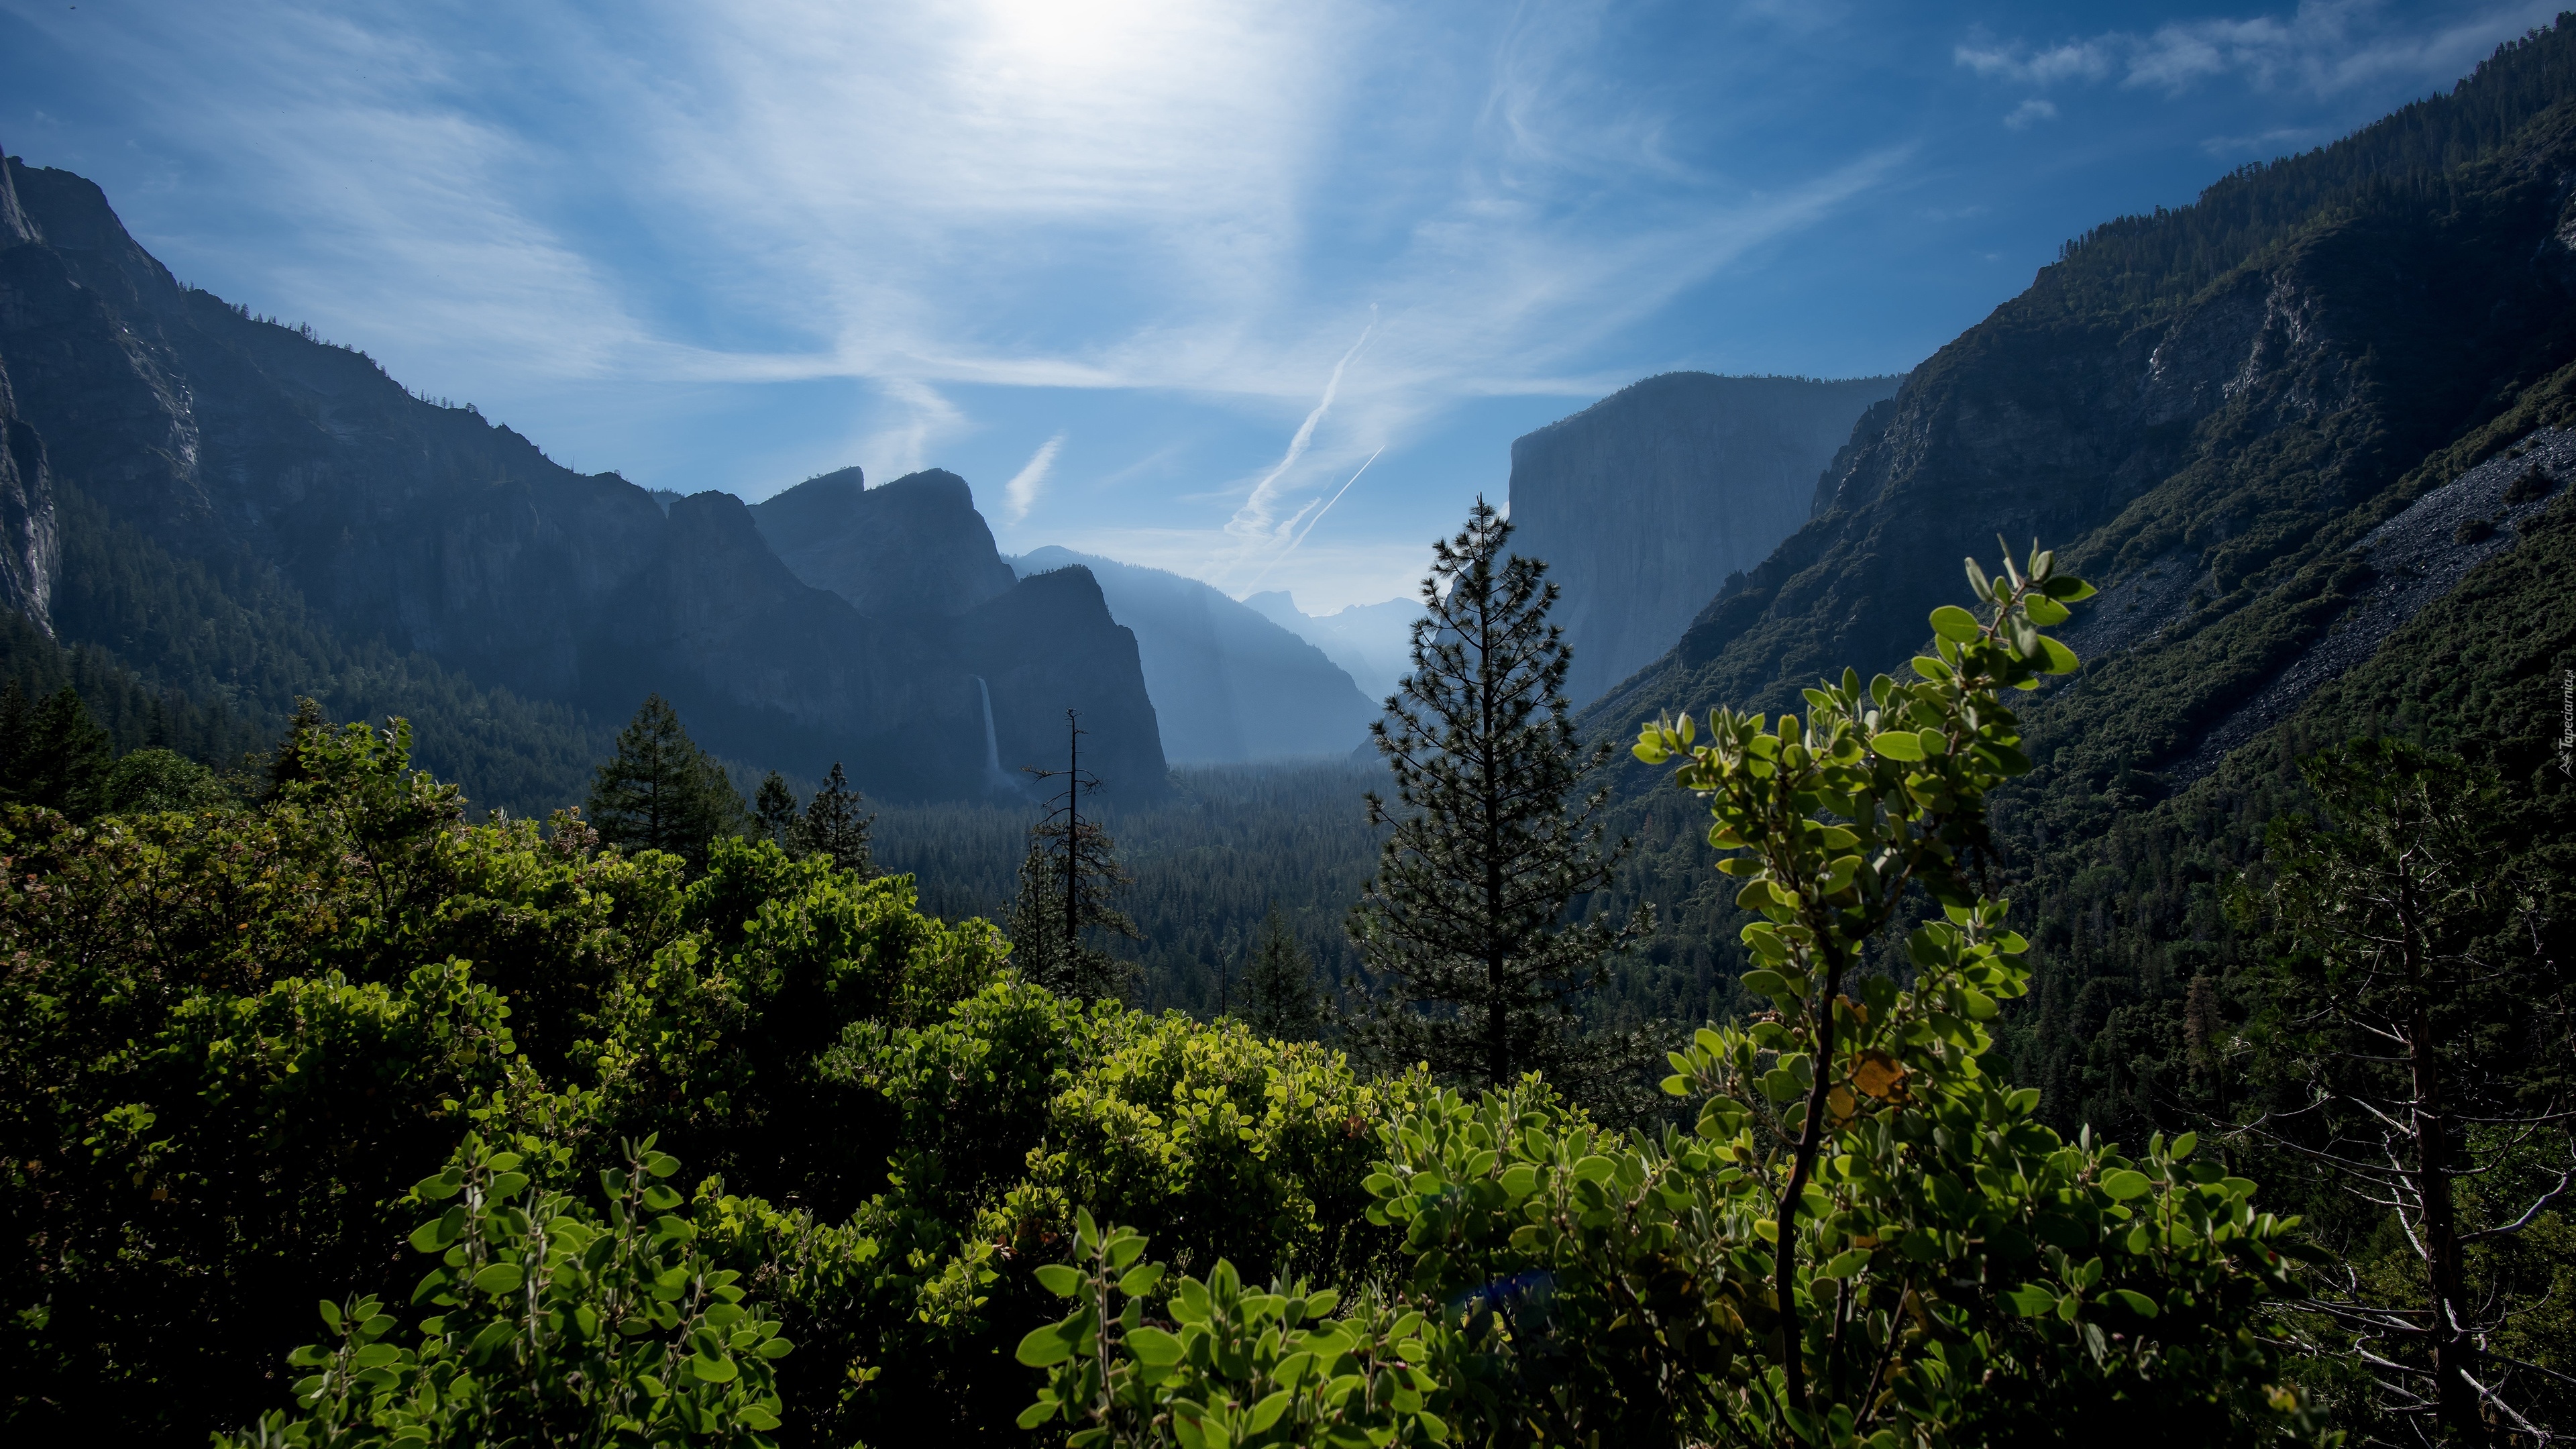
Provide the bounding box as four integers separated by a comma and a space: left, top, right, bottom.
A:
1240, 906, 1324, 1042
1347, 498, 1646, 1097
584, 694, 745, 871
794, 762, 876, 879
1007, 710, 1136, 1000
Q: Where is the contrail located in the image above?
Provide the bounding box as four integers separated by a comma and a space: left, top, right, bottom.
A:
1240, 446, 1383, 593
1226, 315, 1375, 545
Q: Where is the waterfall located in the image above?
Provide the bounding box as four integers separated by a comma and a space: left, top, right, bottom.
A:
974, 676, 1012, 794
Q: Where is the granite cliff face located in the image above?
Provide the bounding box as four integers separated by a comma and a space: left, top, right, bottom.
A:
1506, 372, 1904, 706
0, 156, 1165, 802
1016, 546, 1374, 763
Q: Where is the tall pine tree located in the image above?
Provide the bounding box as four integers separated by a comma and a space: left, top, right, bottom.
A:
1007, 711, 1137, 1000
1348, 498, 1646, 1094
0, 680, 114, 816
794, 762, 876, 879
752, 771, 798, 848
1240, 905, 1325, 1042
584, 694, 747, 871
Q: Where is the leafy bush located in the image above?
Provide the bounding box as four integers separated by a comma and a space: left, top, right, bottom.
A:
1020, 547, 2322, 1448
215, 1134, 792, 1448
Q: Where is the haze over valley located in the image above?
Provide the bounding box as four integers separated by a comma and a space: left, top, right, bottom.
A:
4, 5, 2573, 1445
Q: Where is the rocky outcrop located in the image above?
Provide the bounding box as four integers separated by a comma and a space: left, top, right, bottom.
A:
0, 359, 56, 633
957, 565, 1165, 790
0, 155, 1168, 800
1507, 372, 1904, 706
1020, 547, 1373, 763
751, 468, 1016, 621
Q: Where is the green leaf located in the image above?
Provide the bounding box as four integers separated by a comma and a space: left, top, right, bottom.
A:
1572, 1155, 1617, 1184
1817, 1248, 1872, 1279
2003, 1284, 2055, 1316
1118, 1263, 1165, 1298
2100, 1170, 2152, 1201
1741, 969, 1790, 998
2039, 636, 2079, 674
1127, 1326, 1186, 1366
2043, 576, 2096, 600
486, 1172, 529, 1201
318, 1299, 343, 1332
1018, 1401, 1059, 1430
2023, 594, 2070, 625
689, 1352, 737, 1385
1016, 1323, 1078, 1366
2169, 1132, 2197, 1162
2110, 1289, 2159, 1318
1034, 1264, 1081, 1298
644, 1152, 680, 1179
1929, 605, 1983, 642
413, 1170, 463, 1201
757, 1336, 794, 1359
1868, 731, 1924, 762
1251, 1389, 1293, 1433
470, 1262, 525, 1297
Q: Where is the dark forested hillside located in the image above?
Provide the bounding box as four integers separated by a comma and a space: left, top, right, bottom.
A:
1584, 23, 2576, 1112
877, 761, 1384, 1015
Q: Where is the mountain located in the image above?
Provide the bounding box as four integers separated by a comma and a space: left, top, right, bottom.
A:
1241, 591, 1421, 703
1013, 546, 1374, 763
0, 155, 1165, 807
1506, 372, 1904, 706
751, 467, 1017, 621
1574, 23, 2576, 1141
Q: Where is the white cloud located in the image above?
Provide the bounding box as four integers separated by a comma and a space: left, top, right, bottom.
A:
865, 379, 967, 482
2004, 99, 2059, 129
1957, 0, 2561, 99
1001, 432, 1065, 525
0, 0, 1917, 601
1955, 40, 2110, 85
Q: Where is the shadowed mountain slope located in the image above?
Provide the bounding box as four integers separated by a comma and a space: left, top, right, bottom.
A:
1015, 546, 1373, 764
1569, 23, 2576, 1131
0, 156, 1165, 805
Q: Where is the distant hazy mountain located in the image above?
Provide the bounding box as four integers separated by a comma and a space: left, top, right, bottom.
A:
0, 155, 1164, 806
1014, 547, 1375, 763
1507, 372, 1904, 708
1241, 592, 1420, 704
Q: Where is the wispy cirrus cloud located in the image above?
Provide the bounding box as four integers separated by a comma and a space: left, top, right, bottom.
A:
1957, 0, 2560, 99
1002, 433, 1065, 525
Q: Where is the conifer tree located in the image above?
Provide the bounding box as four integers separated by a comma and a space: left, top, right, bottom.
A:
794, 762, 876, 879
0, 680, 114, 816
584, 694, 746, 870
1348, 498, 1645, 1093
1240, 906, 1325, 1042
1007, 711, 1137, 1000
753, 770, 798, 848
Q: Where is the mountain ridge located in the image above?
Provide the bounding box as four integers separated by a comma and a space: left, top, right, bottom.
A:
0, 156, 1167, 808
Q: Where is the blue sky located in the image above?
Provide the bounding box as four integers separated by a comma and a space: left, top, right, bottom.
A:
1, 1, 2553, 610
